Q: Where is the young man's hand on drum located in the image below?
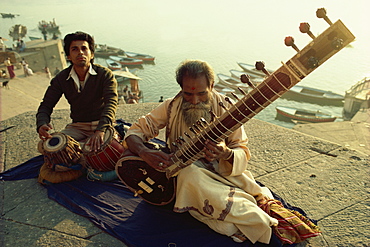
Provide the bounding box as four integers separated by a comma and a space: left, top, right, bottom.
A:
38, 123, 53, 140
87, 130, 104, 152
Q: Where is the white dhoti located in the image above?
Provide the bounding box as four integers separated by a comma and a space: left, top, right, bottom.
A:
125, 92, 279, 243
174, 162, 278, 244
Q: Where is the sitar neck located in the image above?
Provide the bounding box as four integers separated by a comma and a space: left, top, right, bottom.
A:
165, 13, 355, 178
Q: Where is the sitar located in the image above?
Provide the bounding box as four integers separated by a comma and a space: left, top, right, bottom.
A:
116, 8, 355, 206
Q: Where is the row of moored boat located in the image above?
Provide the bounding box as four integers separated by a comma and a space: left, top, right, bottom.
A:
215, 62, 344, 124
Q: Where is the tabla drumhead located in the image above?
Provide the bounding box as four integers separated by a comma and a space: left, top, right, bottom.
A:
43, 133, 67, 153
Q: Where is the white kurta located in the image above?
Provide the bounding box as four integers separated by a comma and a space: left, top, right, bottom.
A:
124, 90, 278, 244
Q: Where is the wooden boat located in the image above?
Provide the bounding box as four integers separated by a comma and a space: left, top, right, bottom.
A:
281, 85, 344, 106
276, 106, 337, 123
1, 13, 18, 18
95, 44, 125, 58
125, 51, 155, 61
38, 19, 60, 33
217, 73, 250, 92
237, 62, 273, 77
106, 59, 122, 71
29, 36, 42, 40
214, 83, 236, 97
109, 55, 143, 66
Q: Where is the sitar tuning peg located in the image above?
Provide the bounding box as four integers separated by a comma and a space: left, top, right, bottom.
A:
176, 139, 182, 146
199, 117, 208, 126
184, 132, 191, 139
331, 37, 344, 50
255, 61, 270, 76
299, 22, 316, 39
307, 56, 319, 69
209, 110, 217, 119
218, 102, 227, 110
237, 87, 248, 96
231, 92, 240, 100
196, 119, 205, 128
189, 127, 197, 134
240, 74, 256, 88
192, 123, 201, 132
178, 136, 185, 143
225, 97, 234, 104
316, 8, 333, 26
284, 36, 300, 52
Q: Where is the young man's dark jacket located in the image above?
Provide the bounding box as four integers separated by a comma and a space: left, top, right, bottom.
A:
36, 63, 118, 132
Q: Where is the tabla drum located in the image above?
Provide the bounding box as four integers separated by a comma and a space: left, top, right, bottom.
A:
82, 126, 125, 171
38, 132, 83, 172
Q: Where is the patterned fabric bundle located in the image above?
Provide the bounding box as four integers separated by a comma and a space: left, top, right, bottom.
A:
37, 133, 86, 184
38, 162, 84, 184
258, 198, 321, 244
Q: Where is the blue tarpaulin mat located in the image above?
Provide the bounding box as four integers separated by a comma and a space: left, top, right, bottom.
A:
0, 155, 303, 247
0, 120, 308, 246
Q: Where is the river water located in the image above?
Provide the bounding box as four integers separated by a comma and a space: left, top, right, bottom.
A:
1, 0, 369, 128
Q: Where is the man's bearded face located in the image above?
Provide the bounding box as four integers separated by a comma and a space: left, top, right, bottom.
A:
180, 74, 213, 127
181, 95, 212, 127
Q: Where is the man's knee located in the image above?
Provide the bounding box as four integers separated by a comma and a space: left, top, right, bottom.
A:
177, 165, 204, 187
60, 129, 86, 142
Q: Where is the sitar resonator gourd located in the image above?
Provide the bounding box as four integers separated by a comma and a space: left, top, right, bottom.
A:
116, 8, 356, 206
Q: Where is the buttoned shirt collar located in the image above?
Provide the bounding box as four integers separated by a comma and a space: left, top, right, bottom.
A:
67, 64, 97, 92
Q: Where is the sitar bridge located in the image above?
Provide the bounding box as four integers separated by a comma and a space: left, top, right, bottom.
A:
138, 181, 153, 193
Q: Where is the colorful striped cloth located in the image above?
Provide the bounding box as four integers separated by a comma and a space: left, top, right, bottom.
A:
258, 198, 321, 244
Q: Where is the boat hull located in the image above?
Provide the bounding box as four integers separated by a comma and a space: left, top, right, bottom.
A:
106, 59, 122, 71
125, 51, 155, 61
214, 83, 235, 97
95, 51, 119, 58
281, 85, 344, 106
109, 56, 143, 66
276, 106, 336, 123
95, 45, 125, 58
1, 13, 16, 18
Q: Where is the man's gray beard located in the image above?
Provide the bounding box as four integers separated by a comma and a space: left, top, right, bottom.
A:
181, 99, 212, 127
